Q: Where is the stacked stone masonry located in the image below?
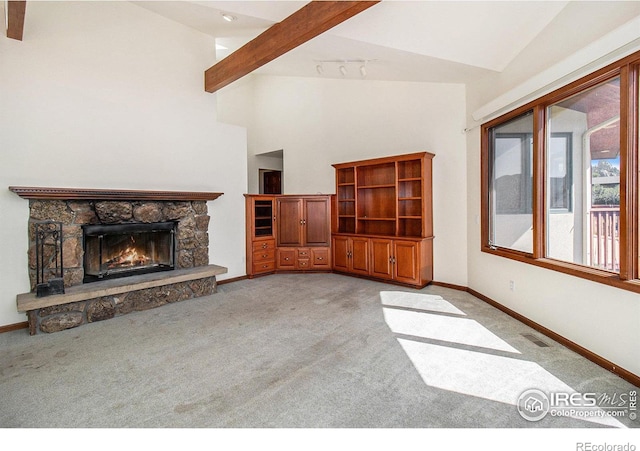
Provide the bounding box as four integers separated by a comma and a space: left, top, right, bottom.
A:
24, 199, 216, 334
28, 199, 210, 290
27, 276, 217, 334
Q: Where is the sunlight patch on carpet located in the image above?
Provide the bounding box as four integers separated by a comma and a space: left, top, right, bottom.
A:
380, 291, 626, 428
382, 308, 519, 354
380, 291, 465, 315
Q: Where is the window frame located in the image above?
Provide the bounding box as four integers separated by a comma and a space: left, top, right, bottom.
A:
547, 132, 572, 213
481, 50, 640, 294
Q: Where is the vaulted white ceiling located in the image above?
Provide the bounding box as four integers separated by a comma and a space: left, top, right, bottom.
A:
134, 0, 569, 83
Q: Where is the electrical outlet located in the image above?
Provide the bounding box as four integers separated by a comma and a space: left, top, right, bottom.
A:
509, 280, 515, 291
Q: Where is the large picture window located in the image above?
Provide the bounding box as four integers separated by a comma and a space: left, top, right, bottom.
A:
481, 51, 639, 293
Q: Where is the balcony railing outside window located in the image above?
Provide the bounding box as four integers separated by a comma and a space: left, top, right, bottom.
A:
589, 207, 620, 272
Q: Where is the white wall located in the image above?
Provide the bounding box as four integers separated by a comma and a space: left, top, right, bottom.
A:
0, 2, 247, 327
226, 76, 468, 286
466, 5, 640, 376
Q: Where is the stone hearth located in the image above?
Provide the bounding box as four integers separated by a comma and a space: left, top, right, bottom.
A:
10, 187, 225, 334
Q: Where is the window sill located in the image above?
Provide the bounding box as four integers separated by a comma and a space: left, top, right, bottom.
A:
481, 246, 640, 295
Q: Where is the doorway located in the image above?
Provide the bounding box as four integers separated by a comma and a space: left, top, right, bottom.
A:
261, 170, 282, 194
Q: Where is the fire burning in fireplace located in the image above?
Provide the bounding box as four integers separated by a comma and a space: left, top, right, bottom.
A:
82, 222, 176, 282
105, 237, 151, 269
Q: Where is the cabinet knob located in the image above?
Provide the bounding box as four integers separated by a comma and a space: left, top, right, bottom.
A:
317, 257, 323, 260
285, 257, 290, 261
263, 254, 268, 258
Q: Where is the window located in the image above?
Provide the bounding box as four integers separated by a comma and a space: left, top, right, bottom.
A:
488, 113, 533, 253
481, 50, 640, 293
546, 78, 620, 271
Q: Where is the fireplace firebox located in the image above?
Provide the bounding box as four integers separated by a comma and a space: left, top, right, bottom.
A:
82, 222, 176, 283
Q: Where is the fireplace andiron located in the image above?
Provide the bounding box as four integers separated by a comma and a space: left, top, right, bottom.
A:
34, 221, 65, 297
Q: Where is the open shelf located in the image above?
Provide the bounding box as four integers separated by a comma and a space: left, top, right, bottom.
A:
357, 184, 396, 189
357, 219, 397, 236
357, 162, 395, 186
333, 152, 432, 238
397, 159, 422, 180
337, 167, 355, 185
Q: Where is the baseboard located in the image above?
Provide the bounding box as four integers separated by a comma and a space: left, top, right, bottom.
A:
462, 286, 640, 388
217, 275, 249, 285
0, 321, 28, 334
430, 280, 468, 292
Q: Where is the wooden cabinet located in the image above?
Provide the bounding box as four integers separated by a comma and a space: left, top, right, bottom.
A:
277, 196, 330, 247
332, 152, 434, 287
246, 194, 331, 276
333, 235, 370, 276
370, 238, 425, 286
245, 195, 276, 276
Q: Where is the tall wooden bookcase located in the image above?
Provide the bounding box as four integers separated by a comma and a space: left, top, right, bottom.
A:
332, 152, 434, 287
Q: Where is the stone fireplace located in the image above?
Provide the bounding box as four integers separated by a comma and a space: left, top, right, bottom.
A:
10, 187, 226, 335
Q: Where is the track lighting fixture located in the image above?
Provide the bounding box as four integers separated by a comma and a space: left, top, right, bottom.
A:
221, 13, 237, 22
313, 59, 376, 78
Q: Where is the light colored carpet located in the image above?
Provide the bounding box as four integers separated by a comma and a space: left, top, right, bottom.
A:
0, 273, 637, 429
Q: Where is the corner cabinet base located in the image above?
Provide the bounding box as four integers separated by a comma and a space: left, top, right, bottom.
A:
332, 234, 433, 288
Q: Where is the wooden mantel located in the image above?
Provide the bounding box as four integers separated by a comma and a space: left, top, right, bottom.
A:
9, 186, 223, 202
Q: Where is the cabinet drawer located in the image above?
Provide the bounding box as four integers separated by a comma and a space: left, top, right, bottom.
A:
252, 261, 275, 274
311, 248, 331, 269
252, 239, 276, 252
252, 248, 275, 262
278, 249, 296, 268
297, 248, 311, 258
297, 259, 310, 269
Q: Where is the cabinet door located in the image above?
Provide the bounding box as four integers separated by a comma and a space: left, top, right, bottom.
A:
332, 236, 350, 272
304, 198, 330, 246
370, 238, 393, 280
252, 197, 275, 240
394, 240, 420, 285
277, 198, 303, 247
350, 237, 370, 276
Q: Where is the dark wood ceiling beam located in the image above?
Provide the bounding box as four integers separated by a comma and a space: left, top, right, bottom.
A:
204, 1, 380, 93
6, 1, 26, 41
